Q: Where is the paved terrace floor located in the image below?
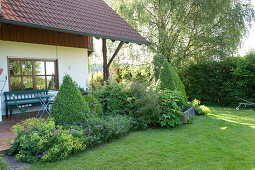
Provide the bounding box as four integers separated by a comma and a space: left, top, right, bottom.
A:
0, 112, 48, 154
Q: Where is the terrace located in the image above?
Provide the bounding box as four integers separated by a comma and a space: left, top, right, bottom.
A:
0, 112, 48, 154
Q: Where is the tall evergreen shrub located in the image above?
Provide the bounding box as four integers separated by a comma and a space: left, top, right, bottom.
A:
51, 75, 91, 123
159, 59, 187, 101
152, 54, 165, 81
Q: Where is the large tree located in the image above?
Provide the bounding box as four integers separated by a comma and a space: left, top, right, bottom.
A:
107, 0, 254, 68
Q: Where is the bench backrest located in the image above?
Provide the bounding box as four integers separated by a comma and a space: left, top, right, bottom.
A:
4, 90, 49, 104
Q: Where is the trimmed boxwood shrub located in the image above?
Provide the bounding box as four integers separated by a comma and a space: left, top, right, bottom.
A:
159, 60, 187, 102
83, 94, 103, 117
51, 75, 91, 124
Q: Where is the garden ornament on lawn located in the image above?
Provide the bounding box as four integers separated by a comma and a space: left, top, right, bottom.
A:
236, 96, 255, 110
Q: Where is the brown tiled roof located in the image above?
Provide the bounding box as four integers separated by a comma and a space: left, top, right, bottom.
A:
0, 0, 150, 45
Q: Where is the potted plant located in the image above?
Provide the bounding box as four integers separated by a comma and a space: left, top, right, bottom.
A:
0, 68, 3, 75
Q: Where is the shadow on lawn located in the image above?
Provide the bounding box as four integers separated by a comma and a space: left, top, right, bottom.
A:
208, 107, 255, 129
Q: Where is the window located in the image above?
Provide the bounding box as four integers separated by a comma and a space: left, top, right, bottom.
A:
8, 58, 58, 91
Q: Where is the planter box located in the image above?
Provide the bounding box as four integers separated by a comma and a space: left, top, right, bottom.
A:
180, 106, 195, 123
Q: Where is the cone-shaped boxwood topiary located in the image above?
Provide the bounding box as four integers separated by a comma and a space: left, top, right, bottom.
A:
159, 59, 187, 102
51, 75, 91, 124
83, 94, 103, 117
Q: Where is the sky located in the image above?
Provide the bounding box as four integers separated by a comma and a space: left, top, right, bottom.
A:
238, 0, 255, 55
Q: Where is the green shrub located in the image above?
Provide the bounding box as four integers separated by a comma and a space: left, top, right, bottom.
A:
90, 71, 104, 90
51, 75, 91, 124
180, 53, 255, 106
159, 60, 187, 102
94, 81, 129, 115
199, 105, 211, 115
194, 106, 203, 115
159, 90, 185, 128
9, 115, 140, 163
62, 115, 140, 148
9, 118, 86, 163
152, 54, 165, 81
113, 65, 152, 84
83, 94, 103, 117
125, 81, 161, 127
0, 155, 8, 170
191, 99, 201, 106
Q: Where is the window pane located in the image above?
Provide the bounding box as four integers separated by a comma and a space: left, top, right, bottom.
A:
46, 62, 55, 75
9, 60, 21, 76
35, 61, 45, 75
47, 76, 56, 89
36, 76, 46, 90
10, 77, 22, 91
23, 76, 33, 90
22, 61, 32, 75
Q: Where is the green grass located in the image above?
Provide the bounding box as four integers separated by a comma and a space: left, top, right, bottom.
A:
29, 107, 255, 169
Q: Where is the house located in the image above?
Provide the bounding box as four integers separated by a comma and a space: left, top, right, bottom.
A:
0, 0, 150, 122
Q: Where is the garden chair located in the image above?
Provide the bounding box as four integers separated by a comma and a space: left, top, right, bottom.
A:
11, 94, 31, 121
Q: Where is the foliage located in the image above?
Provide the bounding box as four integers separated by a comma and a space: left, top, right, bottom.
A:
180, 53, 255, 106
125, 81, 161, 127
9, 115, 139, 163
62, 115, 139, 148
94, 81, 129, 115
113, 65, 152, 84
194, 107, 203, 115
159, 90, 185, 128
0, 155, 8, 170
159, 60, 187, 101
152, 54, 165, 81
51, 75, 91, 124
90, 71, 104, 90
191, 99, 201, 107
108, 0, 254, 68
83, 94, 103, 117
199, 105, 211, 115
9, 118, 86, 163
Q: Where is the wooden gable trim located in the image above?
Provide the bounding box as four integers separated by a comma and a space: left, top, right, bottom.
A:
0, 23, 93, 50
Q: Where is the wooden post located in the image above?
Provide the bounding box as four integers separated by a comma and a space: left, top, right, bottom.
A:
102, 39, 124, 82
102, 39, 109, 81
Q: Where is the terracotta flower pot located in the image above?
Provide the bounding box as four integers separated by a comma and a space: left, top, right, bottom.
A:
0, 68, 3, 75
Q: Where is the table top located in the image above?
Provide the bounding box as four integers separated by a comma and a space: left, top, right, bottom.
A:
35, 95, 55, 98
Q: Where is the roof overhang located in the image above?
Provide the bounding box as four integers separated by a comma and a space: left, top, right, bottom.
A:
2, 18, 151, 46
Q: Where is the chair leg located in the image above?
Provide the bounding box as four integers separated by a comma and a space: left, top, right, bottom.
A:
6, 107, 8, 118
10, 108, 12, 120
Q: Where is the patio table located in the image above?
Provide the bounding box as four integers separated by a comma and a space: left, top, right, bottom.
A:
35, 95, 55, 118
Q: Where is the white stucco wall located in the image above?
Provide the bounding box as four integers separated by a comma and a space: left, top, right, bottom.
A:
0, 40, 89, 121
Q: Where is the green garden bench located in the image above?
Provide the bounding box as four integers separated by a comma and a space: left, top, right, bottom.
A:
4, 90, 49, 120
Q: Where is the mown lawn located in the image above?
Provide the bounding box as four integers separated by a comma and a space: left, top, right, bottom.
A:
29, 107, 255, 169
